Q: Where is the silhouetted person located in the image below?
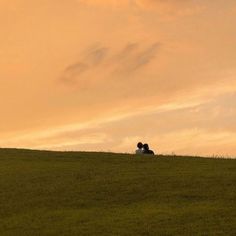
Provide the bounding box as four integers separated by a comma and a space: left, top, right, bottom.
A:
135, 142, 143, 154
143, 143, 154, 155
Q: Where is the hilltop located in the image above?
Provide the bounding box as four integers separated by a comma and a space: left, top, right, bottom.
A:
0, 148, 235, 235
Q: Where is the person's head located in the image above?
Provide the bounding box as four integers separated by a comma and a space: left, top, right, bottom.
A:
137, 142, 143, 149
143, 143, 149, 151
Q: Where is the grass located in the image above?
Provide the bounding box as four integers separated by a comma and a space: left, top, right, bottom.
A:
0, 148, 235, 235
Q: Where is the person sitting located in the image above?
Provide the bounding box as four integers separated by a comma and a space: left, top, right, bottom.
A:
135, 142, 143, 154
143, 143, 154, 155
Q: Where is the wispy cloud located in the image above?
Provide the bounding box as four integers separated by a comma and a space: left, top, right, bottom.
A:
62, 62, 89, 84
78, 0, 206, 17
85, 46, 109, 66
113, 42, 160, 75
60, 42, 160, 86
2, 92, 236, 156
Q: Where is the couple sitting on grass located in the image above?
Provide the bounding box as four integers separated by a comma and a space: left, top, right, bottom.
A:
135, 142, 155, 155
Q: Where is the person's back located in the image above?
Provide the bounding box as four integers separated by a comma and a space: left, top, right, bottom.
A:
143, 143, 155, 155
144, 149, 154, 155
135, 142, 143, 154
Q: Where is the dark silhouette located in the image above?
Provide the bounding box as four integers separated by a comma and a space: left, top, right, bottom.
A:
135, 142, 143, 154
143, 143, 154, 155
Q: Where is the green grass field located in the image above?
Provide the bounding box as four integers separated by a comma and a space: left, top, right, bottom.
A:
0, 148, 235, 235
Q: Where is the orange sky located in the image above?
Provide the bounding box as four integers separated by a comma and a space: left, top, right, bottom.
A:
1, 0, 236, 157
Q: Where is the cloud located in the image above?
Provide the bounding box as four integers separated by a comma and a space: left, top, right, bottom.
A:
78, 0, 206, 17
2, 91, 236, 156
112, 42, 160, 75
78, 0, 130, 7
78, 0, 194, 7
134, 43, 160, 69
60, 42, 160, 86
61, 62, 89, 84
115, 43, 139, 60
85, 46, 109, 66
60, 46, 109, 85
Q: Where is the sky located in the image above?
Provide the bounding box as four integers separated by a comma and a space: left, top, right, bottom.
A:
1, 0, 236, 157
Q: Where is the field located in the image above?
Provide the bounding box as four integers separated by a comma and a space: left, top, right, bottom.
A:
0, 148, 235, 235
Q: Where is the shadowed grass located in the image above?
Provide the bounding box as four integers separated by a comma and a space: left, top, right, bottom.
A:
0, 148, 235, 235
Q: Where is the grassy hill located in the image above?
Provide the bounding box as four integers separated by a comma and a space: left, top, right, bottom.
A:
0, 148, 235, 236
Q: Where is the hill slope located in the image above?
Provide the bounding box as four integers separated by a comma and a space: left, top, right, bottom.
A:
0, 149, 235, 235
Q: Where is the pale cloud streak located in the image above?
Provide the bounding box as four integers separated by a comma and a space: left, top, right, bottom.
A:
78, 0, 206, 19
2, 87, 236, 157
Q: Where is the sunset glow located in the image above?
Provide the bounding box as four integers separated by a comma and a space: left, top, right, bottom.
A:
1, 0, 236, 156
